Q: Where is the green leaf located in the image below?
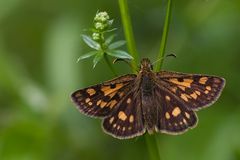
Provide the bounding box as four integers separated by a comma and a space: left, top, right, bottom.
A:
106, 50, 133, 59
93, 52, 104, 68
105, 34, 116, 45
104, 28, 117, 33
77, 51, 99, 62
108, 40, 126, 49
82, 35, 100, 50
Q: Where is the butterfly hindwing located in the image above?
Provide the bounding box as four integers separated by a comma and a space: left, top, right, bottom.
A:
154, 87, 198, 134
71, 74, 136, 117
102, 90, 145, 139
156, 71, 225, 111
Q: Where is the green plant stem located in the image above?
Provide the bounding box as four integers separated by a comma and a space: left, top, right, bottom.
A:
118, 1, 172, 160
118, 0, 139, 72
146, 0, 173, 160
104, 54, 117, 76
145, 135, 161, 160
154, 0, 172, 72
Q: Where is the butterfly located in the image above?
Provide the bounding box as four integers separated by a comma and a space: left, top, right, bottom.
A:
71, 58, 225, 139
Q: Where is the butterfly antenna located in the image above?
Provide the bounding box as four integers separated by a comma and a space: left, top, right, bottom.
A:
113, 58, 138, 72
151, 53, 177, 65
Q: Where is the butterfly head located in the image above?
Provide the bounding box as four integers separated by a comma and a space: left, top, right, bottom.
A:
140, 58, 153, 72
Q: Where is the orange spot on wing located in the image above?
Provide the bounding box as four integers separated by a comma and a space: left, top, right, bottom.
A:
109, 117, 114, 124
86, 88, 96, 96
107, 100, 118, 108
100, 101, 107, 108
165, 96, 171, 101
178, 86, 186, 91
199, 77, 208, 84
172, 107, 181, 117
127, 98, 131, 104
171, 87, 177, 93
129, 115, 134, 123
195, 91, 201, 96
118, 111, 127, 121
101, 83, 124, 96
85, 98, 90, 103
181, 94, 189, 102
183, 119, 187, 124
206, 86, 211, 91
169, 78, 193, 87
165, 112, 170, 119
185, 112, 190, 119
190, 92, 198, 99
97, 100, 102, 106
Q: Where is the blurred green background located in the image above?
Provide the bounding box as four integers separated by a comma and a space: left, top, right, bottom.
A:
0, 0, 240, 160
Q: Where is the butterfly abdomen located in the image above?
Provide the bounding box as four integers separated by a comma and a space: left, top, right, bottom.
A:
141, 74, 158, 133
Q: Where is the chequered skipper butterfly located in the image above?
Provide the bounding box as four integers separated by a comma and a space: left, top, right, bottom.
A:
71, 58, 225, 139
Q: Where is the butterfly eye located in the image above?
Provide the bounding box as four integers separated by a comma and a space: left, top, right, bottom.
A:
150, 64, 153, 70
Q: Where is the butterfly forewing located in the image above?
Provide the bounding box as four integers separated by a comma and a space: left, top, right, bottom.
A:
156, 71, 225, 110
71, 74, 136, 117
102, 90, 145, 139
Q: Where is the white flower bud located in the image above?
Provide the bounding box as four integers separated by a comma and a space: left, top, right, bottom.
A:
92, 33, 100, 40
94, 11, 110, 22
95, 22, 103, 30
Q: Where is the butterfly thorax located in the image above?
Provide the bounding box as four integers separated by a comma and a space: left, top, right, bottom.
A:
140, 58, 153, 73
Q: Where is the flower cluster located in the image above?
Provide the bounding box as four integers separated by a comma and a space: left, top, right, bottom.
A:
92, 12, 113, 41
78, 11, 132, 68
94, 12, 110, 30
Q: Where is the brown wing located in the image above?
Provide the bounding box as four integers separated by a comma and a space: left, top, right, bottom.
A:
102, 89, 145, 139
155, 71, 225, 111
71, 74, 136, 118
154, 86, 198, 134
153, 71, 225, 134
